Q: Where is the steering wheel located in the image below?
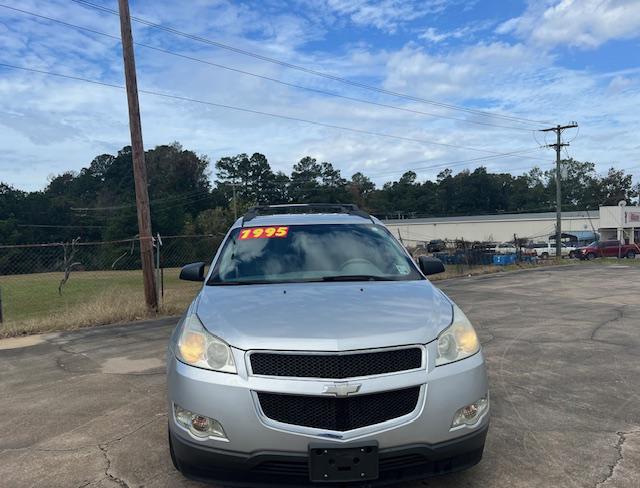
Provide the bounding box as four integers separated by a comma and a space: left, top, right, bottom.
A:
339, 258, 376, 271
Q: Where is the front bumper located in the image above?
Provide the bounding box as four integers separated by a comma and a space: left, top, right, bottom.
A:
170, 423, 488, 486
167, 343, 489, 483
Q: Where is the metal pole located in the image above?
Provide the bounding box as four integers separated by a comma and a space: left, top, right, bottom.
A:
0, 287, 4, 324
155, 234, 161, 305
118, 0, 158, 311
619, 201, 626, 259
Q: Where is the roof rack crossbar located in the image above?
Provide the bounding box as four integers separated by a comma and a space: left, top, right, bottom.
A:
243, 203, 371, 223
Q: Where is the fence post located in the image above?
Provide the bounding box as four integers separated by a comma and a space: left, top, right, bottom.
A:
155, 233, 163, 307
0, 286, 3, 324
161, 267, 164, 302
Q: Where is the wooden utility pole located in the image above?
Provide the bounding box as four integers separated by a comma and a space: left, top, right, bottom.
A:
118, 0, 158, 311
540, 123, 578, 259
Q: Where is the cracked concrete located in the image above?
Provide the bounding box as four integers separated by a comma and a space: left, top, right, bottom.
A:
596, 430, 640, 488
0, 265, 639, 487
99, 444, 130, 488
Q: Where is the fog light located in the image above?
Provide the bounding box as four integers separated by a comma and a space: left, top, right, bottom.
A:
191, 415, 210, 433
452, 396, 488, 428
174, 404, 227, 439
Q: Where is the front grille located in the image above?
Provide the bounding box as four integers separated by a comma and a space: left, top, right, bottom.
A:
250, 347, 422, 379
256, 386, 420, 431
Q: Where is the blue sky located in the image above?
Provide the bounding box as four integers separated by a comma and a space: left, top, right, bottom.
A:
0, 0, 639, 191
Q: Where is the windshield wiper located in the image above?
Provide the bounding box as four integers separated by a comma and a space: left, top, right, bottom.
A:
320, 274, 397, 282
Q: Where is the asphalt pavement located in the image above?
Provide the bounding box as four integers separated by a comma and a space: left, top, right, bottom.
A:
0, 265, 639, 487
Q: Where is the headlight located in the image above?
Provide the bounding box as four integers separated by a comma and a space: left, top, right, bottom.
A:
176, 314, 237, 373
435, 304, 480, 366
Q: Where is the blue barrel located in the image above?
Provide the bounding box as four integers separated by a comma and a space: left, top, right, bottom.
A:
493, 254, 517, 265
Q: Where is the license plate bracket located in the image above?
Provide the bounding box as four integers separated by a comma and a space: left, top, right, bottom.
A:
308, 443, 379, 482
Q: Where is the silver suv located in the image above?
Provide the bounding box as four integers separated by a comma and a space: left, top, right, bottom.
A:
167, 204, 489, 485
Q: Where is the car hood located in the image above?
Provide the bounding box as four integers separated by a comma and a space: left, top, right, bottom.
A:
195, 280, 453, 351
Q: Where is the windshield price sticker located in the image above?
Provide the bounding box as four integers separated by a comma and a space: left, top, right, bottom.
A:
239, 226, 289, 240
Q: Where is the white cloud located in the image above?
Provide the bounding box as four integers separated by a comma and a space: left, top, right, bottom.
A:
497, 0, 640, 49
302, 0, 462, 33
420, 27, 455, 43
419, 21, 493, 44
0, 0, 638, 192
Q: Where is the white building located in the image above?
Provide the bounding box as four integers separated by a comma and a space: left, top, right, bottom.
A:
598, 205, 639, 243
384, 210, 600, 244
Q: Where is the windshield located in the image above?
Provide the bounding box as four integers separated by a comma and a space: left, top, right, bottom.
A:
208, 224, 423, 285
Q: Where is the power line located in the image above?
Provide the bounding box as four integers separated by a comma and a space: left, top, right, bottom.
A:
69, 0, 549, 127
0, 62, 544, 160
0, 4, 540, 133
16, 223, 105, 228
71, 187, 215, 211
72, 155, 550, 216
365, 148, 546, 178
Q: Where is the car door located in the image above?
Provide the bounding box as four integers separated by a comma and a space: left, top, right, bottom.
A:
603, 241, 619, 257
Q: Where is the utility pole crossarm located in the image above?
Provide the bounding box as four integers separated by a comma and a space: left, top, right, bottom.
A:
539, 123, 579, 259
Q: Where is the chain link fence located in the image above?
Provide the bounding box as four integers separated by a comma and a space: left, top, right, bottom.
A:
403, 237, 557, 280
0, 234, 223, 336
0, 232, 564, 336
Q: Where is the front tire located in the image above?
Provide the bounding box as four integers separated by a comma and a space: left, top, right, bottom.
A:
626, 250, 636, 259
540, 252, 549, 260
586, 252, 596, 261
569, 251, 576, 259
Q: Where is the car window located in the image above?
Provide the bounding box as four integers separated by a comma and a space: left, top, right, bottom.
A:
208, 224, 423, 284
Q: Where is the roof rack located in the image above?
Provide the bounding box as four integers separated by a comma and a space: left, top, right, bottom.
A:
243, 204, 372, 223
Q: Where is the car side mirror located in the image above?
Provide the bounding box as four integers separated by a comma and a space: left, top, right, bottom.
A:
418, 256, 445, 276
179, 262, 206, 282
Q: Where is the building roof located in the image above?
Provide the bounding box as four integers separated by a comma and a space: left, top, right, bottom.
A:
383, 210, 599, 225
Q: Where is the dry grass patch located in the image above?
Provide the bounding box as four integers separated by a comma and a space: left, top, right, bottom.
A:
0, 268, 200, 338
0, 286, 198, 339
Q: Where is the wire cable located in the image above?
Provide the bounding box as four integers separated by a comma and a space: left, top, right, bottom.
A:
68, 0, 550, 127
365, 147, 546, 178
0, 62, 545, 160
0, 4, 541, 133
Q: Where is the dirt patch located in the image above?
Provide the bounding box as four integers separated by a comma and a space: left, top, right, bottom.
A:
0, 333, 59, 350
100, 356, 164, 374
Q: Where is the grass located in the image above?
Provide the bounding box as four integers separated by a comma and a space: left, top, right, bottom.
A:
0, 268, 200, 338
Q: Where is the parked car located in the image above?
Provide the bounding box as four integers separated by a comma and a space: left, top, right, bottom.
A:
426, 239, 446, 252
532, 242, 577, 259
494, 242, 537, 256
167, 204, 489, 486
494, 242, 517, 254
576, 240, 640, 260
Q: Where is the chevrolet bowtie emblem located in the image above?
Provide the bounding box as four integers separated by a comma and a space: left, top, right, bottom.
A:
322, 382, 361, 397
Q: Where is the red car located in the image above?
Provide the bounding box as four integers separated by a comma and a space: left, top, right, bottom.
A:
576, 240, 640, 260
